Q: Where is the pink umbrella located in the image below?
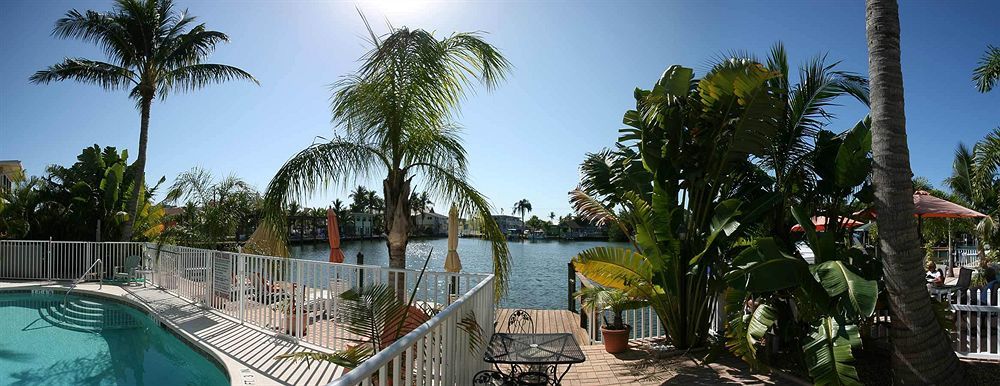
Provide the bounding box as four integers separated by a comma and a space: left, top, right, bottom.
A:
791, 216, 864, 232
327, 208, 345, 263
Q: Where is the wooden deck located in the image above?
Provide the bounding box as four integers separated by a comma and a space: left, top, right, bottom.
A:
497, 308, 590, 344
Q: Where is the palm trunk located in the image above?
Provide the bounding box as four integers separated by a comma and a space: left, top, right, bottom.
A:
384, 172, 412, 269
865, 1, 965, 383
120, 94, 152, 241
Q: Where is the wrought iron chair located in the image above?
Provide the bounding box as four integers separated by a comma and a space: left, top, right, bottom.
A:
473, 370, 514, 385
506, 309, 535, 334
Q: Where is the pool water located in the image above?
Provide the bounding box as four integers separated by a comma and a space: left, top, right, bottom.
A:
0, 292, 229, 386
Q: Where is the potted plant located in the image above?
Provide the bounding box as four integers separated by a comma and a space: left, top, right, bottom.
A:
575, 286, 647, 353
272, 297, 307, 336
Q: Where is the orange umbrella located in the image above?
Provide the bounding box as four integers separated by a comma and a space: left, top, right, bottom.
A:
854, 191, 986, 219
327, 208, 345, 263
791, 216, 864, 232
912, 190, 986, 218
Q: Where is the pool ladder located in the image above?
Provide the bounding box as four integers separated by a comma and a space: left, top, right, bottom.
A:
63, 259, 103, 308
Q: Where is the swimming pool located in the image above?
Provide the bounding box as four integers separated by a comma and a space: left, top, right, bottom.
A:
0, 290, 229, 386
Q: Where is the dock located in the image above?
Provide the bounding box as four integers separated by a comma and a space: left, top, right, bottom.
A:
496, 308, 590, 344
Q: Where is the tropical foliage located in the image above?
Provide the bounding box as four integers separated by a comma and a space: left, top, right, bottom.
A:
31, 0, 257, 241
572, 61, 785, 349
572, 45, 880, 384
161, 167, 261, 248
249, 20, 513, 297
0, 145, 164, 241
946, 128, 1000, 260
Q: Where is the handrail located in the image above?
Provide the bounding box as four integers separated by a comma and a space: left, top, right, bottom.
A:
328, 274, 495, 386
63, 258, 103, 305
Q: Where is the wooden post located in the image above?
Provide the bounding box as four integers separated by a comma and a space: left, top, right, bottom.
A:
567, 261, 576, 312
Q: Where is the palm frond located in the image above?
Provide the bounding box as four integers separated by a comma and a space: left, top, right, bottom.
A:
569, 188, 634, 247
158, 24, 231, 67
249, 139, 388, 256
161, 63, 258, 96
29, 58, 137, 90
409, 163, 511, 298
973, 45, 1000, 93
572, 246, 654, 296
274, 345, 373, 369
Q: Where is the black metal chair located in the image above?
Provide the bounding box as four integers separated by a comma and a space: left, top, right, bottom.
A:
507, 309, 535, 334
473, 370, 514, 385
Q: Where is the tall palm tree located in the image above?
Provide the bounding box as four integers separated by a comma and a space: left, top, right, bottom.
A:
252, 21, 512, 296
30, 0, 257, 241
973, 45, 1000, 93
512, 199, 532, 232
865, 0, 965, 383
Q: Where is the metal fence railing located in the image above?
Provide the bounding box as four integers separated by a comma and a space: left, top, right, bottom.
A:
1, 240, 495, 384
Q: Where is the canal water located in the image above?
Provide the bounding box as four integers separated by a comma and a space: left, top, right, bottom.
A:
290, 238, 629, 309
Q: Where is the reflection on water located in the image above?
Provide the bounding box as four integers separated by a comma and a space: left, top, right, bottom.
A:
290, 238, 628, 309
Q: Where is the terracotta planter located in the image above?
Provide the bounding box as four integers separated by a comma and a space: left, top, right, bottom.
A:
280, 311, 308, 336
601, 325, 630, 353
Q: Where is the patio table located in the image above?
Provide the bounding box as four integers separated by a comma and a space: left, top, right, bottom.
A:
484, 333, 585, 385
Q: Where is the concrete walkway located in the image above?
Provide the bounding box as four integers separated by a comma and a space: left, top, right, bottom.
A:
0, 281, 344, 386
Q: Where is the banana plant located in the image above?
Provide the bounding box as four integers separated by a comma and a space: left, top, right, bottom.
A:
572, 61, 784, 349
724, 209, 878, 386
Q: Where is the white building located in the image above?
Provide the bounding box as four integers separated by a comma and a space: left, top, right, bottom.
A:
349, 212, 377, 238
0, 160, 23, 192
414, 211, 448, 236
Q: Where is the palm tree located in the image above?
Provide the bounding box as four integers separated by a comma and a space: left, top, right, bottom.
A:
865, 0, 965, 382
349, 185, 369, 213
752, 43, 868, 242
946, 129, 1000, 257
252, 21, 512, 296
973, 45, 1000, 93
512, 199, 532, 233
331, 199, 347, 215
30, 0, 257, 241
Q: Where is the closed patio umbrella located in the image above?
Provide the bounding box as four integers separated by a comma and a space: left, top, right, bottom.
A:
327, 208, 345, 263
790, 216, 864, 232
445, 204, 462, 272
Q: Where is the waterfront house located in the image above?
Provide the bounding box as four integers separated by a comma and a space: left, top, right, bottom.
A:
560, 219, 607, 240
491, 214, 524, 235
348, 212, 376, 238
414, 211, 448, 236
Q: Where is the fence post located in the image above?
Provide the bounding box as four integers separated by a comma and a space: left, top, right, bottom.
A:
567, 261, 576, 312
47, 237, 53, 280
238, 247, 246, 324
205, 251, 213, 307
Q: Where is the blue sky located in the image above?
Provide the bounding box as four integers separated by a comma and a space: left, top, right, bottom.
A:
1, 0, 996, 218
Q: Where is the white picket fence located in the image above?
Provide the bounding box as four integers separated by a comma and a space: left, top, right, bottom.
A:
0, 240, 496, 385
933, 287, 1000, 360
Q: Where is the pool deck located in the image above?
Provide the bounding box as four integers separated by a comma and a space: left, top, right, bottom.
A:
0, 281, 344, 386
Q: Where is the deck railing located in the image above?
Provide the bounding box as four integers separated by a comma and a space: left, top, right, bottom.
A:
1, 240, 495, 379
141, 242, 491, 353
329, 275, 495, 386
